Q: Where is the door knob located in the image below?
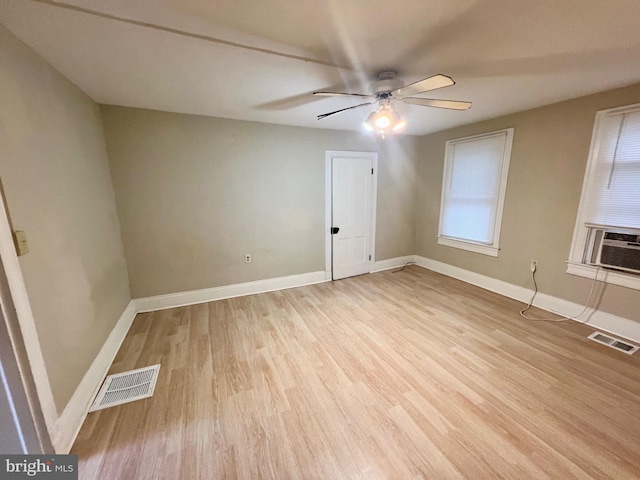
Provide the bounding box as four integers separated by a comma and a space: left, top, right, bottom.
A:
331, 227, 340, 234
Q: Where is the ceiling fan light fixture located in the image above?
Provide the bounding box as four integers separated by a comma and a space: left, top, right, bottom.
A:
392, 119, 407, 131
363, 104, 405, 136
317, 72, 471, 131
375, 113, 392, 129
363, 110, 377, 131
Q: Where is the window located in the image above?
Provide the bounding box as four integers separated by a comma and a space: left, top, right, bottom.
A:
437, 128, 514, 256
568, 103, 640, 290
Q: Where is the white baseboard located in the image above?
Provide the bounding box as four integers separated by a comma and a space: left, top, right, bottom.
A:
414, 256, 532, 303
50, 301, 137, 453
371, 255, 415, 273
134, 271, 328, 313
414, 255, 640, 344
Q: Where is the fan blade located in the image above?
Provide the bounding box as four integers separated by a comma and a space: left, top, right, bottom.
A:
317, 101, 375, 120
313, 91, 374, 99
393, 74, 455, 98
403, 97, 472, 111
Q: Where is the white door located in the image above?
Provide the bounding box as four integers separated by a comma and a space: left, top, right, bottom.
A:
329, 152, 377, 280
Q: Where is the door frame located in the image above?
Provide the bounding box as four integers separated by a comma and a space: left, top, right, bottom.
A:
0, 182, 55, 451
0, 271, 51, 453
324, 150, 378, 280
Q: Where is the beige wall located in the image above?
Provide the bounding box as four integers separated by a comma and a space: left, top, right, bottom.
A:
0, 25, 131, 412
416, 84, 640, 322
101, 106, 419, 298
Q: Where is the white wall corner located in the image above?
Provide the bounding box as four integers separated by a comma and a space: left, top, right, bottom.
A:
414, 255, 640, 344
371, 256, 416, 273
133, 271, 329, 313
50, 300, 137, 453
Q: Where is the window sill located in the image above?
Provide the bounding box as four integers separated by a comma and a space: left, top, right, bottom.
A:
437, 237, 499, 257
566, 262, 640, 291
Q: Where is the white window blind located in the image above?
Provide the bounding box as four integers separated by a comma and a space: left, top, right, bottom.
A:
582, 110, 640, 229
438, 129, 513, 254
567, 103, 640, 290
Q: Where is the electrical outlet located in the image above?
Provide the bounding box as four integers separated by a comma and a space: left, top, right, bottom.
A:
530, 259, 538, 272
245, 254, 251, 263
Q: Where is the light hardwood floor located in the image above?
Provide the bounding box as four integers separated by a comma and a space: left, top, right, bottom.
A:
72, 266, 640, 479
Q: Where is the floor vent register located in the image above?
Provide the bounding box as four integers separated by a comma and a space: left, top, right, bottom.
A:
89, 364, 161, 412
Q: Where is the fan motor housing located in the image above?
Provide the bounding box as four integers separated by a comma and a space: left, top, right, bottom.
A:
370, 71, 404, 96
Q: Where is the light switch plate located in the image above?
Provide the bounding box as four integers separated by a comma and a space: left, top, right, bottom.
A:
13, 230, 29, 256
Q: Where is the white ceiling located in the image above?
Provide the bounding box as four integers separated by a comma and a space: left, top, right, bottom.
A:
2, 0, 640, 135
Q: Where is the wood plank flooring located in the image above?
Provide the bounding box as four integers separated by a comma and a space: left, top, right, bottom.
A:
72, 266, 640, 479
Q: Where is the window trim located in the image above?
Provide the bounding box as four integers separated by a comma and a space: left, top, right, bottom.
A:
567, 102, 640, 290
437, 128, 514, 257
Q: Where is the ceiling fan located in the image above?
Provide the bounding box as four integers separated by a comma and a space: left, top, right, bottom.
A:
313, 71, 471, 134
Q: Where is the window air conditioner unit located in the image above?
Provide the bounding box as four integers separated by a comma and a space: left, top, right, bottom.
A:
591, 229, 640, 274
